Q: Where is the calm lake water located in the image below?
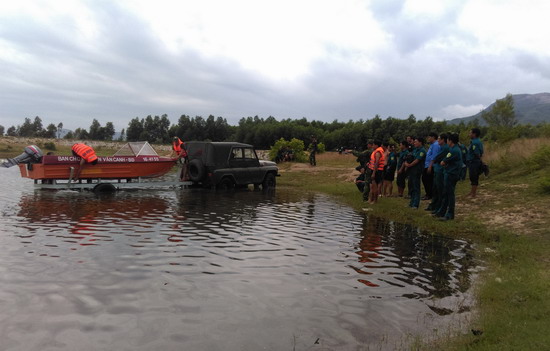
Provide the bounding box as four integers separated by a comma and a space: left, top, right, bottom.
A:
0, 166, 476, 350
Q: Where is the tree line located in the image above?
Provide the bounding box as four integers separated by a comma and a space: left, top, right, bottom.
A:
2, 95, 549, 150
0, 117, 117, 141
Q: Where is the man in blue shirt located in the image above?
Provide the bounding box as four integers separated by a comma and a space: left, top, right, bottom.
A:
422, 132, 441, 201
426, 133, 449, 213
467, 128, 484, 198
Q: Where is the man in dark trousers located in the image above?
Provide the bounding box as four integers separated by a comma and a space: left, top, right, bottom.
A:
353, 141, 374, 201
396, 140, 409, 197
404, 137, 426, 209
426, 133, 449, 213
422, 132, 440, 200
466, 128, 484, 198
367, 140, 386, 204
434, 133, 464, 221
309, 136, 318, 166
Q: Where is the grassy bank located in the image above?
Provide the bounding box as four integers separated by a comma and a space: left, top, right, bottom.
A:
278, 142, 550, 350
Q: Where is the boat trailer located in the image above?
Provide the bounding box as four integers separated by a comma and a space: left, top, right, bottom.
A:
32, 167, 192, 192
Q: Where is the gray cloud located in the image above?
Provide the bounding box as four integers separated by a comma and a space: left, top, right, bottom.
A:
1, 1, 549, 132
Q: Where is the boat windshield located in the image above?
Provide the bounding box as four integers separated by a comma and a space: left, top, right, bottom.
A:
113, 142, 159, 156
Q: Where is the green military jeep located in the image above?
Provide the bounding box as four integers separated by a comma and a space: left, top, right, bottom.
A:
185, 141, 279, 190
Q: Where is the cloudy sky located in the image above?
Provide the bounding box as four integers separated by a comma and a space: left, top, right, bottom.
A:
1, 0, 549, 131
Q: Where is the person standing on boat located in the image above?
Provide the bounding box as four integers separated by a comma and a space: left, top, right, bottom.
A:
1, 145, 43, 168
71, 143, 98, 180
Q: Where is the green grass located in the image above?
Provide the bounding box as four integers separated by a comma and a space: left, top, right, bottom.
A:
279, 150, 550, 350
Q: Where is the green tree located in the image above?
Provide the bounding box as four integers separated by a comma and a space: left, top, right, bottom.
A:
0, 125, 4, 136
44, 123, 57, 138
7, 126, 17, 136
74, 128, 89, 140
33, 116, 44, 136
126, 117, 144, 141
103, 122, 115, 141
89, 119, 102, 140
482, 93, 517, 129
140, 115, 171, 143
18, 118, 34, 137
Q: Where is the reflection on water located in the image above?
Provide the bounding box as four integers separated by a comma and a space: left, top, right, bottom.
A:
0, 168, 476, 350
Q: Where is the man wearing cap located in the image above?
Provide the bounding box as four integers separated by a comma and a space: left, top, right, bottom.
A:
71, 143, 98, 180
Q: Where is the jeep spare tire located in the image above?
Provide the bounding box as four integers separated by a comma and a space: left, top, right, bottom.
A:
188, 159, 206, 182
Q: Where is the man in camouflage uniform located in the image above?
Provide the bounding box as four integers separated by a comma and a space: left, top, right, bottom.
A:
352, 141, 373, 201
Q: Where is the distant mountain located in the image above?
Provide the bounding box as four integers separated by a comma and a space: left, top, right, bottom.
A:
447, 93, 550, 125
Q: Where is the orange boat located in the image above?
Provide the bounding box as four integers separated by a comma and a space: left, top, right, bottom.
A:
19, 142, 178, 181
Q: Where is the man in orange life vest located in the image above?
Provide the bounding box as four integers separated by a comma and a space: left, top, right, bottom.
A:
368, 140, 386, 204
71, 143, 98, 180
172, 136, 189, 181
171, 137, 184, 157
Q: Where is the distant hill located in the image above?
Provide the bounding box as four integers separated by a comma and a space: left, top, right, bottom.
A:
447, 93, 550, 125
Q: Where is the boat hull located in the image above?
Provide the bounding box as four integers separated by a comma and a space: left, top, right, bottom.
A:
19, 155, 178, 180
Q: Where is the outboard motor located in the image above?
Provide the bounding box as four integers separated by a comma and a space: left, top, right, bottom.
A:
1, 145, 43, 168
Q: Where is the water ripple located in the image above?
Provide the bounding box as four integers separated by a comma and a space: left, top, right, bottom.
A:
0, 170, 477, 350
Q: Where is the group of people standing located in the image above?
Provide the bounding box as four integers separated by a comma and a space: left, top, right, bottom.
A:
354, 128, 485, 221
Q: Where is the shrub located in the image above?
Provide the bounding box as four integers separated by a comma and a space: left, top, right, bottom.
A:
317, 142, 326, 154
269, 138, 307, 163
539, 177, 550, 194
527, 145, 550, 171
43, 141, 57, 151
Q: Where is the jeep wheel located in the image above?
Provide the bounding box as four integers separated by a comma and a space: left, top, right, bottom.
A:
188, 159, 206, 182
216, 177, 235, 191
262, 173, 276, 190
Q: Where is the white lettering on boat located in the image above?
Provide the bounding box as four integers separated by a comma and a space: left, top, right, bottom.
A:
100, 157, 134, 162
57, 156, 80, 161
55, 156, 146, 163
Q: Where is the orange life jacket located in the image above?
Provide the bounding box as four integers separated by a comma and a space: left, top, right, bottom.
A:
72, 143, 98, 163
172, 138, 183, 153
368, 147, 386, 171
